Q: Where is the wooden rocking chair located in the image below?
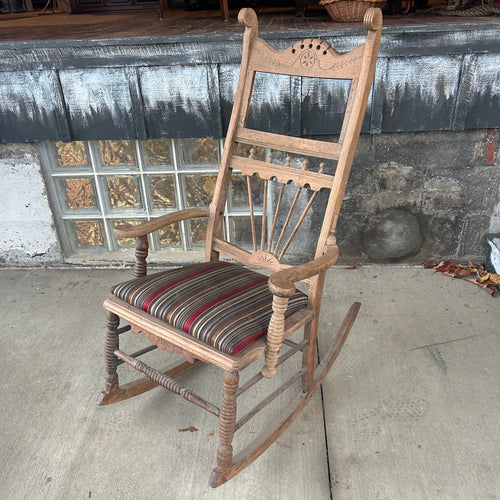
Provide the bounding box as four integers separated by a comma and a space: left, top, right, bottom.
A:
97, 7, 382, 488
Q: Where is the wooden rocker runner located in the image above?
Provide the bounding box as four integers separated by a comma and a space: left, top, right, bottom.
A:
97, 7, 382, 488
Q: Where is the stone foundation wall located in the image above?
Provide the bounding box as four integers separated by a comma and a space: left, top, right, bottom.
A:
335, 129, 500, 264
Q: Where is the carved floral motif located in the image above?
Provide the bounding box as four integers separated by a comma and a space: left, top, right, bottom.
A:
248, 251, 282, 271
299, 50, 317, 69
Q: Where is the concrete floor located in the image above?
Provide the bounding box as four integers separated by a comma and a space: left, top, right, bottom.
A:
0, 265, 498, 499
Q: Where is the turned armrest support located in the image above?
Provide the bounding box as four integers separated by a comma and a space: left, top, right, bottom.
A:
113, 208, 210, 239
262, 246, 339, 378
114, 207, 209, 279
268, 246, 339, 298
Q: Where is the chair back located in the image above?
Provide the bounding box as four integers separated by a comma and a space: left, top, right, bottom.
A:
206, 8, 383, 276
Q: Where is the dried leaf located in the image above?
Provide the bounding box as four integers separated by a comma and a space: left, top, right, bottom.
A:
346, 263, 359, 270
480, 273, 500, 286
178, 426, 198, 433
425, 259, 500, 297
422, 261, 437, 269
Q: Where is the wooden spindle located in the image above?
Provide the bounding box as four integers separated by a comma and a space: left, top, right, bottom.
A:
103, 311, 120, 394
267, 184, 285, 253
114, 349, 220, 416
246, 149, 257, 251
326, 228, 337, 247
273, 159, 309, 259
278, 191, 318, 261
262, 295, 289, 378
260, 152, 273, 251
134, 235, 149, 278
260, 180, 268, 251
216, 371, 239, 470
267, 155, 289, 253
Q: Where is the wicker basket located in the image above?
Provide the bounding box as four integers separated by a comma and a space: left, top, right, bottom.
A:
320, 0, 385, 22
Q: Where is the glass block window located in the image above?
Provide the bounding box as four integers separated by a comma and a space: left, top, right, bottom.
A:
41, 139, 261, 258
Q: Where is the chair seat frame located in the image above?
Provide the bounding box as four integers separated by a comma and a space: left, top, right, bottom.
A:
96, 8, 382, 487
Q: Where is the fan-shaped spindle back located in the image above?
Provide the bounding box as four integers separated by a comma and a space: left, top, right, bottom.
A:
242, 152, 327, 263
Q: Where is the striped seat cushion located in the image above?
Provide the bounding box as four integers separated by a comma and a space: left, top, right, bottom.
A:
111, 261, 308, 355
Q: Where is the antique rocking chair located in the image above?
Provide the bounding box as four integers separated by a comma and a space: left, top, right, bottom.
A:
97, 8, 382, 487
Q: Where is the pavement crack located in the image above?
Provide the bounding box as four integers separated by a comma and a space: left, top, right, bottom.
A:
317, 339, 334, 500
411, 331, 499, 351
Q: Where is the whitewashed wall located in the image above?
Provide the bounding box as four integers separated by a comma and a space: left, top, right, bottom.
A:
0, 144, 61, 265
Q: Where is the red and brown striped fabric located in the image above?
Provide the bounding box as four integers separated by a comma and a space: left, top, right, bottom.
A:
110, 261, 308, 355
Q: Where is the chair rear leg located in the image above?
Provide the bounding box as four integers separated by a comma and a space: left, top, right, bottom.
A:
99, 311, 120, 399
302, 273, 325, 391
210, 370, 239, 486
301, 318, 319, 392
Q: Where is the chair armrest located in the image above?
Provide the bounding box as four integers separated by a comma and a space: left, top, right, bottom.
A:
262, 245, 339, 378
268, 246, 339, 298
113, 208, 210, 238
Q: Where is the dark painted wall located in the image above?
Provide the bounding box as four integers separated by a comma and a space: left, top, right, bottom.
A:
0, 21, 499, 142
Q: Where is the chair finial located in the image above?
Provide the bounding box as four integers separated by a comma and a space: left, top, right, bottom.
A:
238, 8, 258, 30
363, 7, 383, 31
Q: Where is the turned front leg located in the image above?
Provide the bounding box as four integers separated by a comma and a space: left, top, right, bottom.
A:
262, 295, 289, 378
216, 370, 239, 470
103, 311, 120, 394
